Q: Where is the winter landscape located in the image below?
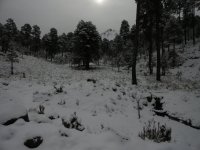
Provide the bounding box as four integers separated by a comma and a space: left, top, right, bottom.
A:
0, 0, 200, 150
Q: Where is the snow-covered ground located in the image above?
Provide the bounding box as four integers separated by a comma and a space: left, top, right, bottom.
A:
0, 42, 200, 150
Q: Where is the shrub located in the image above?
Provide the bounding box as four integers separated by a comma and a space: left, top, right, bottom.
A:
62, 112, 85, 131
54, 85, 64, 94
58, 100, 66, 105
153, 97, 164, 110
139, 120, 171, 143
24, 136, 43, 148
38, 105, 45, 114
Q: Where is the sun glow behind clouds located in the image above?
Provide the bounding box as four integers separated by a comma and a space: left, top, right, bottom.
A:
96, 0, 104, 5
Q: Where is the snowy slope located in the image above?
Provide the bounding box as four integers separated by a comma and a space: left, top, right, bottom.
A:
0, 41, 200, 150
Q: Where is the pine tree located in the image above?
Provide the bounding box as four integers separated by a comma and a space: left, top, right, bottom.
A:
73, 20, 100, 70
165, 17, 183, 67
49, 28, 58, 61
120, 20, 130, 43
20, 24, 32, 49
101, 38, 110, 56
66, 32, 74, 53
0, 23, 4, 51
113, 35, 123, 71
4, 18, 18, 41
42, 34, 51, 60
1, 18, 18, 53
31, 25, 41, 55
58, 33, 68, 57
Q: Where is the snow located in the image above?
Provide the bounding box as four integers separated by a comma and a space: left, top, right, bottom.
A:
0, 102, 27, 124
0, 41, 200, 150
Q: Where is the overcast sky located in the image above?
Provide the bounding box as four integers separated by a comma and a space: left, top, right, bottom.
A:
0, 0, 136, 35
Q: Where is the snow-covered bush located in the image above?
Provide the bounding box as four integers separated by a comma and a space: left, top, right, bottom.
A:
54, 85, 64, 94
139, 120, 171, 143
62, 112, 85, 131
38, 105, 45, 114
153, 97, 164, 110
24, 136, 43, 148
58, 100, 66, 105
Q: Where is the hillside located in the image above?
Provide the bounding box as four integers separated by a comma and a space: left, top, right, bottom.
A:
0, 41, 200, 150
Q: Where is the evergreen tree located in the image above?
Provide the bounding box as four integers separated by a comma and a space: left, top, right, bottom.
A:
49, 28, 58, 61
120, 20, 130, 43
31, 25, 41, 55
165, 17, 183, 67
113, 35, 123, 71
42, 34, 51, 59
0, 23, 3, 50
1, 18, 18, 53
58, 33, 68, 57
101, 38, 110, 56
4, 18, 18, 41
73, 20, 100, 69
20, 23, 32, 49
66, 32, 74, 53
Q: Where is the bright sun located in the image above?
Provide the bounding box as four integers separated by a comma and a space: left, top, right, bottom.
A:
96, 0, 104, 4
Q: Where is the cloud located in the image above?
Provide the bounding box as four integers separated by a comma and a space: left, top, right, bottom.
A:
0, 0, 136, 35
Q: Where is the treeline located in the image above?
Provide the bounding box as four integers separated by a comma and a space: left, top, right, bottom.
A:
0, 19, 102, 69
1, 0, 200, 84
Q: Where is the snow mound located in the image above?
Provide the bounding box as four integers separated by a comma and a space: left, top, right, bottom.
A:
0, 102, 28, 125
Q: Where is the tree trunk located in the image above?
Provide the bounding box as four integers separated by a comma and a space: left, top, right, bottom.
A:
132, 0, 141, 85
148, 17, 153, 75
85, 58, 90, 70
11, 59, 14, 75
161, 28, 165, 76
155, 0, 161, 81
183, 5, 187, 45
184, 26, 187, 45
62, 49, 64, 57
168, 44, 170, 53
187, 28, 190, 41
51, 54, 53, 62
173, 39, 176, 67
192, 6, 196, 45
46, 50, 48, 60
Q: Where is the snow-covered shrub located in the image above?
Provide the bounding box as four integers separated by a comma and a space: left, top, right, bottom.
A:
48, 114, 59, 120
58, 100, 66, 105
62, 112, 85, 131
76, 100, 79, 106
147, 94, 153, 103
59, 129, 70, 137
38, 105, 45, 114
153, 97, 164, 110
24, 136, 43, 148
139, 120, 171, 143
87, 78, 96, 84
54, 85, 64, 94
